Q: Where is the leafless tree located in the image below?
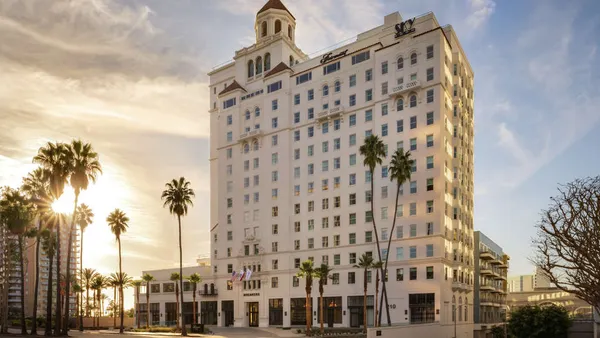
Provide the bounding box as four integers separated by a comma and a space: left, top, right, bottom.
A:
533, 176, 600, 321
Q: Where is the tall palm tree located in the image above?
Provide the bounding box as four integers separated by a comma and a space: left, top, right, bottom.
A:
40, 228, 57, 336
314, 264, 333, 335
169, 272, 181, 329
0, 187, 34, 334
379, 149, 412, 324
108, 274, 119, 328
63, 140, 102, 334
21, 167, 53, 335
161, 177, 195, 336
142, 273, 154, 328
131, 280, 142, 328
111, 272, 132, 331
296, 260, 317, 336
76, 204, 94, 331
107, 209, 129, 333
359, 134, 391, 325
372, 261, 384, 327
354, 254, 374, 333
82, 268, 98, 318
33, 141, 71, 334
90, 276, 104, 329
186, 273, 201, 325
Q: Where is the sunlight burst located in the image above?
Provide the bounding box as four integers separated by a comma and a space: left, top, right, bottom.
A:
51, 190, 74, 214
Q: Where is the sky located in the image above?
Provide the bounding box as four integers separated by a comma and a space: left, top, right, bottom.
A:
1, 0, 599, 308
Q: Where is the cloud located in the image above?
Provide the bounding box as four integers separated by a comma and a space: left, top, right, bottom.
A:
466, 0, 496, 29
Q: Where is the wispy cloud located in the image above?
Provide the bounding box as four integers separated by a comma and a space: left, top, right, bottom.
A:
466, 0, 496, 29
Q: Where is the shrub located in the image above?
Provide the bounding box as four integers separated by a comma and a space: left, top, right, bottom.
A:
508, 304, 571, 338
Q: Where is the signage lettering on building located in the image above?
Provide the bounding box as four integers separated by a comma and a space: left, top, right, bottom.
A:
243, 293, 260, 297
395, 18, 416, 38
320, 49, 349, 64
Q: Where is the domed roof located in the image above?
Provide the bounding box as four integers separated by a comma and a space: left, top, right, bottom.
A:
257, 0, 295, 20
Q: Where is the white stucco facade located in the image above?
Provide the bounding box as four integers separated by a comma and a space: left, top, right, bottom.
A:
206, 0, 475, 331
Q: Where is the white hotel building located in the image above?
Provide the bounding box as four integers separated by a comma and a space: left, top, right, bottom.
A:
207, 0, 475, 332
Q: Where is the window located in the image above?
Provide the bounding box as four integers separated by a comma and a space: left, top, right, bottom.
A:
409, 293, 435, 323
365, 89, 372, 102
410, 138, 417, 151
426, 156, 434, 169
349, 94, 356, 107
410, 224, 417, 237
349, 213, 356, 225
427, 222, 433, 235
397, 268, 404, 281
365, 210, 373, 222
349, 193, 356, 205
426, 266, 434, 279
322, 160, 329, 172
271, 277, 279, 288
427, 89, 434, 103
272, 259, 278, 270
334, 157, 340, 169
397, 57, 404, 70
308, 163, 314, 175
352, 51, 370, 65
427, 178, 434, 191
396, 119, 404, 133
294, 93, 300, 105
382, 165, 388, 178
410, 95, 417, 107
272, 206, 279, 217
323, 61, 341, 75
322, 122, 329, 134
333, 119, 341, 130
426, 245, 434, 257
308, 145, 314, 157
381, 186, 388, 199
308, 108, 314, 120
349, 134, 356, 146
397, 226, 403, 238
427, 112, 434, 125
396, 98, 404, 111
333, 138, 341, 150
308, 238, 314, 249
426, 200, 434, 213
396, 247, 404, 260
410, 181, 417, 194
294, 130, 300, 141
322, 84, 329, 96
409, 246, 417, 259
348, 272, 356, 284
296, 72, 312, 85
410, 267, 417, 280
410, 52, 417, 65
322, 236, 329, 248
381, 61, 388, 74
365, 69, 373, 81
349, 114, 356, 126
271, 117, 278, 129
426, 68, 434, 81
365, 231, 372, 243
410, 116, 417, 129
426, 45, 434, 59
267, 81, 282, 93
272, 135, 278, 146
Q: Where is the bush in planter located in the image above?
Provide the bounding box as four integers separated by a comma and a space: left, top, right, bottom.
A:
508, 304, 571, 338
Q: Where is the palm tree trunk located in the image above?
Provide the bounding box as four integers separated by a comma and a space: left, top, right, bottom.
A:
192, 286, 196, 325
54, 218, 62, 336
319, 292, 324, 335
113, 287, 116, 328
45, 246, 54, 336
368, 169, 390, 325
118, 237, 124, 333
79, 230, 84, 331
31, 223, 43, 335
136, 288, 140, 328
86, 284, 90, 318
177, 215, 187, 336
375, 269, 379, 327
379, 185, 401, 327
363, 269, 367, 333
305, 291, 310, 337
17, 236, 27, 334
175, 285, 180, 329
146, 285, 150, 329
63, 192, 79, 334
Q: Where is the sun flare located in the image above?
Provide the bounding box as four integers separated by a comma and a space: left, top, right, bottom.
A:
51, 191, 74, 214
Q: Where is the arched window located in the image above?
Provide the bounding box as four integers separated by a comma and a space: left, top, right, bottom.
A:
245, 110, 251, 120
210, 283, 215, 294
203, 284, 208, 294
256, 56, 263, 75
464, 298, 468, 321
264, 53, 271, 72
254, 107, 260, 117
411, 52, 417, 65
243, 143, 250, 154
322, 84, 329, 96
396, 98, 404, 111
252, 140, 259, 151
397, 57, 403, 70
410, 94, 417, 107
289, 55, 294, 67
247, 60, 254, 78
275, 20, 281, 33
261, 21, 267, 37
334, 80, 341, 93
458, 297, 463, 322
452, 296, 456, 322
288, 25, 293, 39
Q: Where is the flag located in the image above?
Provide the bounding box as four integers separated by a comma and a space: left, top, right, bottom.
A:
230, 271, 237, 281
245, 269, 253, 281
238, 269, 246, 281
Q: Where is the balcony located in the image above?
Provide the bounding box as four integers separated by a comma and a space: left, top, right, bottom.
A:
390, 80, 421, 96
317, 106, 345, 121
490, 259, 503, 265
480, 267, 492, 276
239, 129, 263, 141
242, 233, 260, 244
480, 251, 494, 260
480, 284, 494, 292
199, 288, 218, 297
452, 281, 472, 292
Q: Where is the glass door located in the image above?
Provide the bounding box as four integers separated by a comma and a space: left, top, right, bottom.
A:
248, 302, 259, 327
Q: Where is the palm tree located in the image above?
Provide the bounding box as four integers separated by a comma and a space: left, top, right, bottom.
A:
111, 272, 133, 331
372, 261, 384, 327
131, 280, 143, 328
0, 187, 34, 334
33, 141, 71, 334
354, 254, 374, 333
90, 276, 104, 328
82, 268, 98, 319
169, 272, 181, 329
359, 134, 391, 325
21, 167, 53, 335
108, 274, 119, 328
76, 204, 94, 331
161, 177, 195, 336
40, 228, 57, 336
296, 260, 317, 336
107, 209, 129, 333
314, 264, 333, 335
186, 273, 202, 325
63, 140, 102, 334
142, 273, 154, 328
379, 149, 412, 324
